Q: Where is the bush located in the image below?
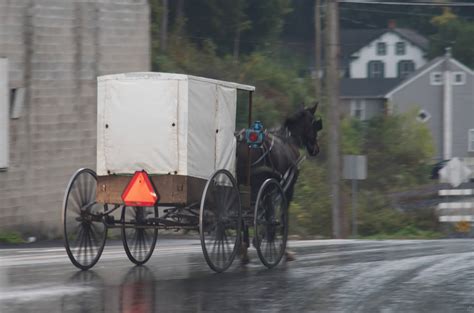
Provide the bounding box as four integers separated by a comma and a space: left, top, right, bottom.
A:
0, 231, 25, 244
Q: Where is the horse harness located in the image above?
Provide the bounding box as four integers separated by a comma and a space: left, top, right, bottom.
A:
237, 128, 305, 193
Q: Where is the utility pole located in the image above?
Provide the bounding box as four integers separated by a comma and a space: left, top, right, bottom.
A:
314, 0, 322, 98
326, 0, 342, 238
160, 0, 168, 52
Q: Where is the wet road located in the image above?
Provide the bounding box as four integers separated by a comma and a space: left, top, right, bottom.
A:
1, 239, 474, 313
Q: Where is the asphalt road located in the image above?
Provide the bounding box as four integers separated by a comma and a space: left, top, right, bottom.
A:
1, 239, 474, 313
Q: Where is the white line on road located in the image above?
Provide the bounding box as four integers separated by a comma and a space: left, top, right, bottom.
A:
0, 284, 94, 302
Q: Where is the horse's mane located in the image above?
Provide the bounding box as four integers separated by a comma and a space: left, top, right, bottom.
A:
267, 108, 307, 144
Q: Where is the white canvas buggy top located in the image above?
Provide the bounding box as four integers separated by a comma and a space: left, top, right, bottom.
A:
96, 72, 255, 179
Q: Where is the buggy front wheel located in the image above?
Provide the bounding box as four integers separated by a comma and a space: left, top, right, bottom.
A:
63, 168, 107, 270
254, 178, 288, 269
199, 169, 242, 273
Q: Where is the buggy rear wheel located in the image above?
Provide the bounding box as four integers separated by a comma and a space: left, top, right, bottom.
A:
199, 169, 242, 273
254, 178, 288, 269
121, 206, 158, 265
63, 168, 107, 270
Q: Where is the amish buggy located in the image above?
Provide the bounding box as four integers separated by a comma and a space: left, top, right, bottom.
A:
62, 72, 322, 272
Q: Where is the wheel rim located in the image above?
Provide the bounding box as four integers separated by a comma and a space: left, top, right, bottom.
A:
122, 206, 158, 265
200, 170, 241, 273
63, 169, 107, 270
254, 179, 288, 268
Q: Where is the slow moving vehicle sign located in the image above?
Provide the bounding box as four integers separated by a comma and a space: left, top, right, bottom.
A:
121, 171, 158, 206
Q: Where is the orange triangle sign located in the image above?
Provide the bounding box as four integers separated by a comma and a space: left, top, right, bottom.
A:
121, 171, 158, 206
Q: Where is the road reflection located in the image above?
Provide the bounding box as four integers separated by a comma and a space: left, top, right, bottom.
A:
120, 267, 155, 313
61, 271, 104, 313
59, 262, 292, 313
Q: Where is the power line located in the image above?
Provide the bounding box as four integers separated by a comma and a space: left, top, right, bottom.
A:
339, 0, 474, 6
340, 6, 474, 20
340, 16, 378, 28
340, 6, 440, 18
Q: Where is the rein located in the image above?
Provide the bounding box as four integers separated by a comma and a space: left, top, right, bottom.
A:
251, 134, 275, 167
249, 127, 302, 171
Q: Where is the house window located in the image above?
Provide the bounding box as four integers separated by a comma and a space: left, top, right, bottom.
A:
376, 42, 386, 55
398, 60, 415, 79
10, 87, 25, 119
395, 42, 406, 55
452, 72, 466, 85
469, 129, 474, 152
368, 61, 385, 78
430, 72, 443, 85
416, 109, 431, 123
350, 100, 366, 120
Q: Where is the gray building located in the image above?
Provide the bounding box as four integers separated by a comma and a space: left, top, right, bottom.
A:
0, 0, 150, 238
341, 51, 474, 163
387, 52, 474, 161
340, 78, 401, 120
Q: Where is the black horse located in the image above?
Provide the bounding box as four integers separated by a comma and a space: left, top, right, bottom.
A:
237, 102, 321, 200
236, 102, 322, 262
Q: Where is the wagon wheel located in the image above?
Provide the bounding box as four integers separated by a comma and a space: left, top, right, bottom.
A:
121, 206, 158, 265
63, 168, 107, 270
254, 178, 288, 269
200, 169, 242, 273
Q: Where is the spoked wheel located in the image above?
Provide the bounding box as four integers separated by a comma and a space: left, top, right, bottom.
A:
121, 206, 158, 265
63, 168, 107, 270
200, 169, 242, 273
254, 178, 288, 269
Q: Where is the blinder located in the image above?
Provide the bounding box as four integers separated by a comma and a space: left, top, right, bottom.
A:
312, 118, 323, 132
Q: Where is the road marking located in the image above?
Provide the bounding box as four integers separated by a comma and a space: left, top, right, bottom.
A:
0, 284, 94, 302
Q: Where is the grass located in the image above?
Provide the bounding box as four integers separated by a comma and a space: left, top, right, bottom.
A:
359, 226, 444, 240
0, 231, 25, 244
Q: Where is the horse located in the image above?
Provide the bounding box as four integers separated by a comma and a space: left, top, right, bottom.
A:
236, 102, 322, 263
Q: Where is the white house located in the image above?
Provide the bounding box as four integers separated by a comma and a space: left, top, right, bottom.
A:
340, 25, 429, 79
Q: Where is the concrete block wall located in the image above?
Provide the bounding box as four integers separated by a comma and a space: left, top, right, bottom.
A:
0, 0, 150, 238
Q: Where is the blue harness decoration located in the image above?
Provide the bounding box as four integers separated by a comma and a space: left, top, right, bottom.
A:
245, 121, 265, 148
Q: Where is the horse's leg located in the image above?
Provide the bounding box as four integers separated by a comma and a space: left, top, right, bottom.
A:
284, 171, 298, 262
241, 224, 250, 264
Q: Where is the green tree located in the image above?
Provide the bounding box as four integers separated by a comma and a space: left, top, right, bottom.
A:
342, 112, 434, 236
291, 111, 435, 238
341, 111, 435, 192
430, 12, 474, 67
181, 0, 290, 56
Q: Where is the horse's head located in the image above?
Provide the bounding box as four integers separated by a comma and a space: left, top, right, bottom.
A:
284, 102, 322, 157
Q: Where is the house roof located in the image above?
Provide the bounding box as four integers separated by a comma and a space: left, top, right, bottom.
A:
340, 29, 386, 58
340, 28, 429, 60
393, 28, 429, 51
385, 55, 474, 98
340, 78, 403, 98
385, 56, 444, 98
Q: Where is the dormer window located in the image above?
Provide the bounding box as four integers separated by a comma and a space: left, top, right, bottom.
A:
376, 42, 386, 55
396, 42, 406, 55
368, 61, 385, 78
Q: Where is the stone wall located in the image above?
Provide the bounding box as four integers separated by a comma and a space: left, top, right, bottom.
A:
0, 0, 150, 238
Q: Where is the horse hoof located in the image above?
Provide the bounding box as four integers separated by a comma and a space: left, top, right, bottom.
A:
241, 256, 250, 265
285, 251, 296, 262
